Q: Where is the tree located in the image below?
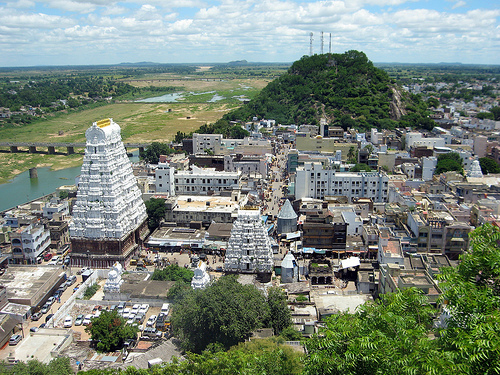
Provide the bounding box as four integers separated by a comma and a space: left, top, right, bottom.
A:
266, 287, 292, 335
347, 146, 357, 164
437, 224, 500, 374
303, 288, 448, 375
479, 157, 500, 175
85, 309, 138, 352
145, 197, 165, 231
434, 152, 463, 175
490, 106, 500, 121
171, 275, 270, 353
349, 163, 372, 172
140, 142, 176, 164
151, 264, 194, 283
0, 357, 72, 375
363, 143, 374, 155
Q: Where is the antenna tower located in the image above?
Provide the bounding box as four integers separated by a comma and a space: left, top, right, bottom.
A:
329, 33, 332, 53
321, 31, 324, 54
309, 32, 313, 56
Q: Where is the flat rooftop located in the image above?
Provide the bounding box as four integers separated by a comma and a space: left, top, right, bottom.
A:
174, 195, 240, 213
0, 266, 63, 300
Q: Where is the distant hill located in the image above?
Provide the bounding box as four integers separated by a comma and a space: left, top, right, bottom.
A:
213, 50, 433, 131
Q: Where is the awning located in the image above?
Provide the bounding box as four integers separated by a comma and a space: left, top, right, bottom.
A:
314, 249, 326, 255
302, 248, 315, 254
340, 257, 361, 270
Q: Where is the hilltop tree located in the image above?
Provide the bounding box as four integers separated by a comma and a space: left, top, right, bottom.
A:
479, 157, 500, 175
139, 142, 176, 164
85, 310, 138, 352
434, 152, 463, 175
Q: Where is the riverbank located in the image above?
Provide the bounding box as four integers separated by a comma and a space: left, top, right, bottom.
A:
0, 152, 84, 185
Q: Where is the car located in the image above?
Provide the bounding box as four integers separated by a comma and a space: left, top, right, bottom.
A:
67, 275, 77, 285
127, 317, 135, 325
93, 310, 101, 319
53, 290, 62, 299
40, 304, 50, 314
39, 323, 46, 329
110, 305, 117, 311
45, 313, 54, 323
30, 326, 39, 333
135, 313, 145, 324
63, 316, 72, 328
146, 315, 157, 327
132, 304, 140, 314
83, 314, 92, 326
74, 314, 84, 326
47, 297, 56, 306
142, 327, 157, 337
122, 308, 131, 319
31, 312, 42, 321
139, 303, 149, 314
9, 334, 22, 345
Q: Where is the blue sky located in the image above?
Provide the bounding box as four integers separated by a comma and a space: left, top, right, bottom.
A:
0, 0, 498, 67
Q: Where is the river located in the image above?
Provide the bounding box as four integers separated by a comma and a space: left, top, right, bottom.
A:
0, 151, 140, 212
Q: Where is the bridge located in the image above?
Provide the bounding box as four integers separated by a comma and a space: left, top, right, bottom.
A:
0, 142, 151, 155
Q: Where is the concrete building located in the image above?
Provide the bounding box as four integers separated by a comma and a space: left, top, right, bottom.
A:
224, 209, 273, 274
11, 222, 50, 265
295, 162, 389, 202
422, 157, 437, 181
377, 230, 404, 266
192, 133, 223, 154
172, 166, 241, 195
281, 252, 299, 283
155, 162, 176, 196
70, 119, 149, 268
223, 154, 268, 177
42, 198, 69, 220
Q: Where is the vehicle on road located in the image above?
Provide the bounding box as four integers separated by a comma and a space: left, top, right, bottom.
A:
30, 327, 39, 333
45, 313, 54, 323
41, 304, 50, 314
9, 334, 22, 345
31, 312, 42, 321
47, 296, 56, 306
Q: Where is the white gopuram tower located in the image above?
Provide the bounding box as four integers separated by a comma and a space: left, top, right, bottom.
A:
70, 119, 149, 268
224, 208, 273, 274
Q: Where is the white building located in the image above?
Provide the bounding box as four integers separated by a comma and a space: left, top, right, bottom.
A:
223, 154, 268, 176
173, 165, 241, 195
10, 223, 50, 265
70, 118, 149, 268
42, 198, 69, 220
192, 133, 223, 154
422, 157, 437, 181
405, 132, 445, 150
224, 208, 273, 273
155, 162, 175, 195
295, 162, 389, 202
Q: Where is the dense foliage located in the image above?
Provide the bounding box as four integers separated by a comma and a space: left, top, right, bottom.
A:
210, 51, 431, 131
80, 339, 303, 375
139, 142, 178, 164
145, 197, 166, 231
0, 357, 72, 375
151, 264, 194, 283
171, 275, 291, 353
85, 310, 138, 352
83, 283, 100, 300
479, 157, 500, 174
434, 152, 464, 175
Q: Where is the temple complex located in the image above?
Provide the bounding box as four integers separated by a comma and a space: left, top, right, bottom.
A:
69, 119, 148, 268
224, 208, 273, 274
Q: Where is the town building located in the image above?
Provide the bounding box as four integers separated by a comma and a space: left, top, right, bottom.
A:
276, 200, 298, 235
10, 222, 50, 265
295, 162, 389, 202
69, 119, 149, 268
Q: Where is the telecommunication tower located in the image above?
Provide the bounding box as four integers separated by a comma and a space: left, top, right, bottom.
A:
329, 33, 332, 53
320, 31, 324, 54
309, 32, 313, 56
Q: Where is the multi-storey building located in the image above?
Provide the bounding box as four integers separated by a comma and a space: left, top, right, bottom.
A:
10, 223, 50, 264
174, 166, 241, 195
70, 119, 149, 268
295, 162, 389, 202
192, 133, 223, 154
223, 154, 268, 176
42, 198, 69, 220
301, 209, 347, 252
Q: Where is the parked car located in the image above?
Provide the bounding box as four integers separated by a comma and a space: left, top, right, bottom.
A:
135, 313, 145, 324
122, 308, 131, 319
68, 275, 77, 285
132, 304, 140, 314
74, 314, 84, 326
47, 297, 55, 306
83, 314, 92, 326
142, 327, 157, 337
146, 315, 157, 327
9, 334, 22, 345
63, 316, 72, 328
45, 313, 54, 323
40, 304, 50, 314
31, 312, 42, 321
30, 327, 39, 333
139, 304, 149, 314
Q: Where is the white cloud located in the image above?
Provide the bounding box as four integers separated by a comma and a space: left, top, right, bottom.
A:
452, 1, 466, 9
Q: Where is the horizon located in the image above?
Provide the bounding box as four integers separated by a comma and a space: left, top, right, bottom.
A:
0, 0, 498, 67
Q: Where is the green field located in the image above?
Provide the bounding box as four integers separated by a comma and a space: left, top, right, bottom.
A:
0, 76, 271, 183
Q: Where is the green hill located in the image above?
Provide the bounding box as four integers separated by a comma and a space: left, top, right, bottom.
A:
213, 50, 433, 132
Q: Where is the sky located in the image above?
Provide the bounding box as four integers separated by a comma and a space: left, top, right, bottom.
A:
0, 0, 498, 67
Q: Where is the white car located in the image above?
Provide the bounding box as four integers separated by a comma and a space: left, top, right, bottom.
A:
122, 308, 131, 319
131, 304, 140, 314
127, 317, 135, 325
83, 314, 92, 326
139, 304, 149, 314
146, 314, 157, 327
63, 316, 72, 328
93, 310, 101, 319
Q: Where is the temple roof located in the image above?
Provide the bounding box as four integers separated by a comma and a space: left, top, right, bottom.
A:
278, 199, 297, 220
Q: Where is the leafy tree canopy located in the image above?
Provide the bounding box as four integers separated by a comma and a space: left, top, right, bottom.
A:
151, 264, 194, 283
85, 309, 138, 352
0, 357, 72, 375
145, 197, 166, 231
139, 142, 177, 164
171, 275, 290, 353
349, 163, 372, 172
479, 157, 500, 175
434, 152, 463, 175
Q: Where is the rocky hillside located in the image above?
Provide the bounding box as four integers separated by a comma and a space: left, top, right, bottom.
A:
219, 51, 432, 131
